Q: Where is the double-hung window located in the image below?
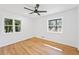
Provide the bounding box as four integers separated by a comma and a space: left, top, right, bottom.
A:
4, 18, 21, 33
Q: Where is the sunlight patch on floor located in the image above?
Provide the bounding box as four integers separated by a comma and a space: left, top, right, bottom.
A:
43, 44, 63, 51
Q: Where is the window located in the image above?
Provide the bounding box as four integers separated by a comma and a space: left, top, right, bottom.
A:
15, 20, 21, 32
4, 18, 21, 33
4, 18, 13, 33
47, 18, 62, 33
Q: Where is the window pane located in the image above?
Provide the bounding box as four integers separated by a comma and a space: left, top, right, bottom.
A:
15, 26, 21, 32
15, 20, 21, 25
5, 18, 13, 25
5, 26, 13, 33
15, 20, 21, 32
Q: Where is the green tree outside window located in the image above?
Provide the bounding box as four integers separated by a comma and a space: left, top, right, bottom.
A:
4, 18, 13, 33
15, 20, 21, 32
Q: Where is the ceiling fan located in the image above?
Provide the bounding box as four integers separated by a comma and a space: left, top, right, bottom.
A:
24, 4, 47, 15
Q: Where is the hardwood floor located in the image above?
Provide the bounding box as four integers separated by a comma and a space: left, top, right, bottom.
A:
0, 37, 78, 55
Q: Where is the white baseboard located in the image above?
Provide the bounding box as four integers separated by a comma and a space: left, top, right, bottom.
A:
33, 35, 77, 48
0, 35, 77, 49
0, 35, 35, 48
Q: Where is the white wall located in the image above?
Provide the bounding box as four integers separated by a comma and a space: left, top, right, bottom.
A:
0, 6, 78, 48
0, 8, 34, 47
35, 7, 78, 48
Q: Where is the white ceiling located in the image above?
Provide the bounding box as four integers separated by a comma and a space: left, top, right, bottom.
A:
0, 4, 78, 18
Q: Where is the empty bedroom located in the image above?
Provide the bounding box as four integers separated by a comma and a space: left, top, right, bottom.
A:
0, 4, 79, 55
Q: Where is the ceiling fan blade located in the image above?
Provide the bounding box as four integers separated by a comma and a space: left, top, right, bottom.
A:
29, 12, 34, 14
24, 7, 34, 11
37, 12, 40, 15
38, 11, 47, 13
